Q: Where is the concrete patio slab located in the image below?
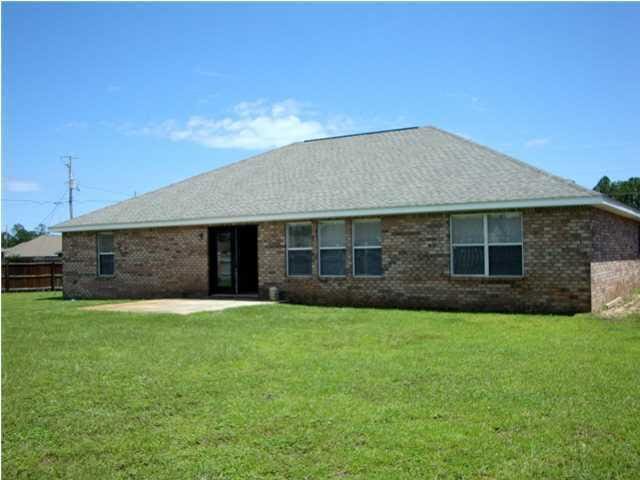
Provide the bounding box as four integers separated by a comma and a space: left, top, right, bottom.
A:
82, 298, 273, 315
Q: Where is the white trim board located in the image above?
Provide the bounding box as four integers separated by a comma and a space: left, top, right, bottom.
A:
50, 195, 640, 233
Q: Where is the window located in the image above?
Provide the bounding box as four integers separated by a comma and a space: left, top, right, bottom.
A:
318, 221, 346, 276
287, 223, 312, 276
353, 220, 382, 276
97, 233, 115, 276
451, 212, 523, 277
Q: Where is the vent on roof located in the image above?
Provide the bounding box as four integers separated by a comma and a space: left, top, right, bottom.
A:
304, 126, 419, 143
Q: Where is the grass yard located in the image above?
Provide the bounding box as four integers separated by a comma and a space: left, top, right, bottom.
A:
2, 292, 640, 479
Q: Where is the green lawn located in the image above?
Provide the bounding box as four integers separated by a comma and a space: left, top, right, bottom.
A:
2, 292, 640, 479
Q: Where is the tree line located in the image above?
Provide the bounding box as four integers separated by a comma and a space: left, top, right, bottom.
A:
594, 176, 640, 210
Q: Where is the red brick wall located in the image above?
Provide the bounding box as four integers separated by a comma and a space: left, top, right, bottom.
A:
62, 207, 639, 312
590, 209, 640, 310
259, 207, 594, 313
62, 226, 209, 298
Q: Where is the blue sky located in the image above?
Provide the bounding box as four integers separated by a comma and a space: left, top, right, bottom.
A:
2, 2, 639, 231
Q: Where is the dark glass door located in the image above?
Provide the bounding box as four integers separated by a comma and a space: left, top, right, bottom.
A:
209, 226, 258, 295
210, 228, 235, 294
236, 225, 258, 294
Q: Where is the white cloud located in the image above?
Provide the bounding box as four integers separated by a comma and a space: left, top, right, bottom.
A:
525, 137, 551, 148
136, 99, 351, 150
194, 67, 226, 78
62, 121, 88, 129
6, 179, 40, 192
233, 99, 270, 117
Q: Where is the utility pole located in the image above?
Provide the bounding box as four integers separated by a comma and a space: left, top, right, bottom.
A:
61, 155, 78, 219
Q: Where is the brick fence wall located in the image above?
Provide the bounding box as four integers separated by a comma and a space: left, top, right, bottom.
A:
63, 226, 209, 298
259, 207, 594, 313
590, 209, 640, 310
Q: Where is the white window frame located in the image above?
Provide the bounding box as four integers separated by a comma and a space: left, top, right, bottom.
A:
318, 220, 346, 277
450, 212, 524, 278
352, 219, 383, 277
97, 232, 115, 277
286, 222, 313, 277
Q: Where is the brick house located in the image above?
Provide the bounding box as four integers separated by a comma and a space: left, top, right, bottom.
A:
51, 127, 640, 313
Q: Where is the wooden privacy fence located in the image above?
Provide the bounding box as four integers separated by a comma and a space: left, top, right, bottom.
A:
2, 262, 63, 292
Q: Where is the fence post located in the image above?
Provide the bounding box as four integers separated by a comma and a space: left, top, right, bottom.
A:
50, 262, 55, 291
4, 262, 9, 292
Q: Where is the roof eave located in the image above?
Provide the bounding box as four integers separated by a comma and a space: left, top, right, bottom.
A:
597, 197, 640, 221
50, 195, 640, 233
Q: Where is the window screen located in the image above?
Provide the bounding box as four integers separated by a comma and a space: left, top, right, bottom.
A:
353, 220, 382, 276
488, 213, 522, 243
287, 223, 312, 276
288, 250, 312, 276
451, 216, 484, 275
97, 233, 115, 276
319, 221, 345, 276
452, 246, 485, 275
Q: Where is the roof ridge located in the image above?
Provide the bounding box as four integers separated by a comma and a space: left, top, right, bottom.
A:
425, 126, 600, 198
303, 126, 419, 143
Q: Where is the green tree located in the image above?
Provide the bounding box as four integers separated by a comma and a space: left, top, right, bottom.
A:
35, 223, 48, 236
1, 223, 47, 249
594, 176, 640, 210
594, 176, 612, 195
1, 231, 13, 249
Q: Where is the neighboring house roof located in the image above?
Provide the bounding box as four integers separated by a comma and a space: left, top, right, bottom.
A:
51, 126, 640, 232
2, 235, 62, 258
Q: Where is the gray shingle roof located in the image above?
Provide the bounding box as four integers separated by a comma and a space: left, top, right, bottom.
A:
52, 126, 603, 231
2, 235, 62, 258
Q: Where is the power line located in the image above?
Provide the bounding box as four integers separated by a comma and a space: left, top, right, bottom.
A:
37, 192, 67, 227
2, 199, 60, 204
39, 204, 61, 227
